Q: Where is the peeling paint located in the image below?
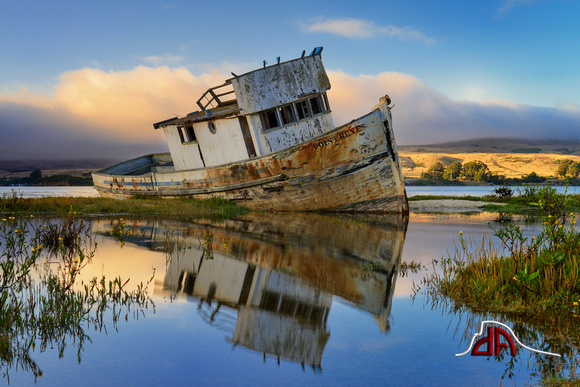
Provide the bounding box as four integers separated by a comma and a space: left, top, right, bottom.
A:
92, 51, 407, 213
94, 100, 408, 213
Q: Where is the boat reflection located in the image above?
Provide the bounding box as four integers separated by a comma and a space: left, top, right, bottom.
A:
96, 212, 407, 369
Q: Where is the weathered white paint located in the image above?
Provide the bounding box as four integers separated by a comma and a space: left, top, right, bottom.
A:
93, 51, 409, 213
163, 117, 250, 169
245, 114, 266, 156
230, 55, 330, 114
195, 117, 249, 166
157, 54, 334, 168
253, 113, 334, 153
163, 126, 204, 170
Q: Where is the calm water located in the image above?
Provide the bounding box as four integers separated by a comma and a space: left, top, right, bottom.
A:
0, 186, 99, 198
2, 187, 578, 386
1, 185, 577, 199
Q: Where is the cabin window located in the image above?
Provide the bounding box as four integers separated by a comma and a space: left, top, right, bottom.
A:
259, 93, 330, 133
278, 104, 296, 125
185, 126, 197, 142
295, 100, 310, 120
178, 125, 197, 143
177, 127, 186, 143
322, 93, 331, 112
309, 96, 323, 115
261, 109, 280, 130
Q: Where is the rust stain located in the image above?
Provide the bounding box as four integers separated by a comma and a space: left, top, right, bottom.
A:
95, 102, 407, 214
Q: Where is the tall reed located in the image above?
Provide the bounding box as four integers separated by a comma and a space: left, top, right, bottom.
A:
0, 212, 153, 382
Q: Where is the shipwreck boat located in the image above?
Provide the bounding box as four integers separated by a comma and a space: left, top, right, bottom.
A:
92, 47, 408, 213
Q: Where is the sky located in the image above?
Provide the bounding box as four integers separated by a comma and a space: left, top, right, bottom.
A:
1, 0, 579, 160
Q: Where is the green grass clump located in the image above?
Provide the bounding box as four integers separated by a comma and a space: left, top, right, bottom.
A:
418, 186, 580, 315
0, 195, 248, 220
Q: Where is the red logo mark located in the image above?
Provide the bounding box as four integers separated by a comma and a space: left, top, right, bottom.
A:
471, 326, 516, 356
455, 320, 560, 358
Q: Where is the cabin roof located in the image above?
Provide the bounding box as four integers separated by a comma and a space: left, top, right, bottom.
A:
153, 47, 325, 130
153, 102, 240, 129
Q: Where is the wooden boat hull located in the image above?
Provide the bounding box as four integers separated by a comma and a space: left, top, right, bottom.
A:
92, 101, 408, 213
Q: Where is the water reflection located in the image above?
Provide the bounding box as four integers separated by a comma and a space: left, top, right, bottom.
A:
431, 302, 580, 383
95, 212, 408, 369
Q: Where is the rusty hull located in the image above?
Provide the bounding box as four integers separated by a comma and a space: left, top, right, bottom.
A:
92, 98, 408, 214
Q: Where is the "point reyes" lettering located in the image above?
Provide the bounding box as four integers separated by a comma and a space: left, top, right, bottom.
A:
313, 124, 366, 151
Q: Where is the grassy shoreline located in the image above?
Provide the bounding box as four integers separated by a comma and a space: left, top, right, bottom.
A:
3, 185, 580, 219
409, 185, 580, 214
0, 196, 249, 220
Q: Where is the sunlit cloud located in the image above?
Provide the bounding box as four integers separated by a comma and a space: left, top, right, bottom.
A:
1, 64, 580, 159
0, 66, 229, 159
326, 69, 580, 145
302, 18, 436, 44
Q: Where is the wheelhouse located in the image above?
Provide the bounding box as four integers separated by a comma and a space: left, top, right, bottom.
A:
153, 48, 334, 172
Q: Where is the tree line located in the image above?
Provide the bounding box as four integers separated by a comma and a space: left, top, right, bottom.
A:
420, 158, 580, 184
556, 159, 580, 178
421, 161, 493, 182
421, 160, 546, 183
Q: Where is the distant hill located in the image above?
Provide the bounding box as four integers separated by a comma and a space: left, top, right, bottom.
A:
399, 137, 580, 155
398, 138, 580, 179
0, 159, 121, 180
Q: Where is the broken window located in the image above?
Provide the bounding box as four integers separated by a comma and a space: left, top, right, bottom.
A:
309, 96, 323, 115
322, 93, 331, 112
185, 126, 197, 142
177, 127, 186, 143
278, 104, 296, 125
295, 100, 310, 120
261, 109, 280, 130
178, 125, 197, 143
259, 93, 330, 132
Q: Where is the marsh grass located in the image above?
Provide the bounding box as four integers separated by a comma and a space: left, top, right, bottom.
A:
415, 186, 580, 315
484, 185, 580, 215
0, 212, 153, 382
0, 195, 248, 220
410, 186, 580, 383
410, 185, 580, 216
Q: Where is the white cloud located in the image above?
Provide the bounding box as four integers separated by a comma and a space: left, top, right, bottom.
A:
302, 18, 436, 44
141, 54, 184, 65
497, 0, 544, 15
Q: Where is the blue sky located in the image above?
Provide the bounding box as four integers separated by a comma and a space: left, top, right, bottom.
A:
1, 0, 579, 159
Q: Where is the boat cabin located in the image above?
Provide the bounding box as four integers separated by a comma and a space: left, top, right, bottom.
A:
153, 47, 334, 171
